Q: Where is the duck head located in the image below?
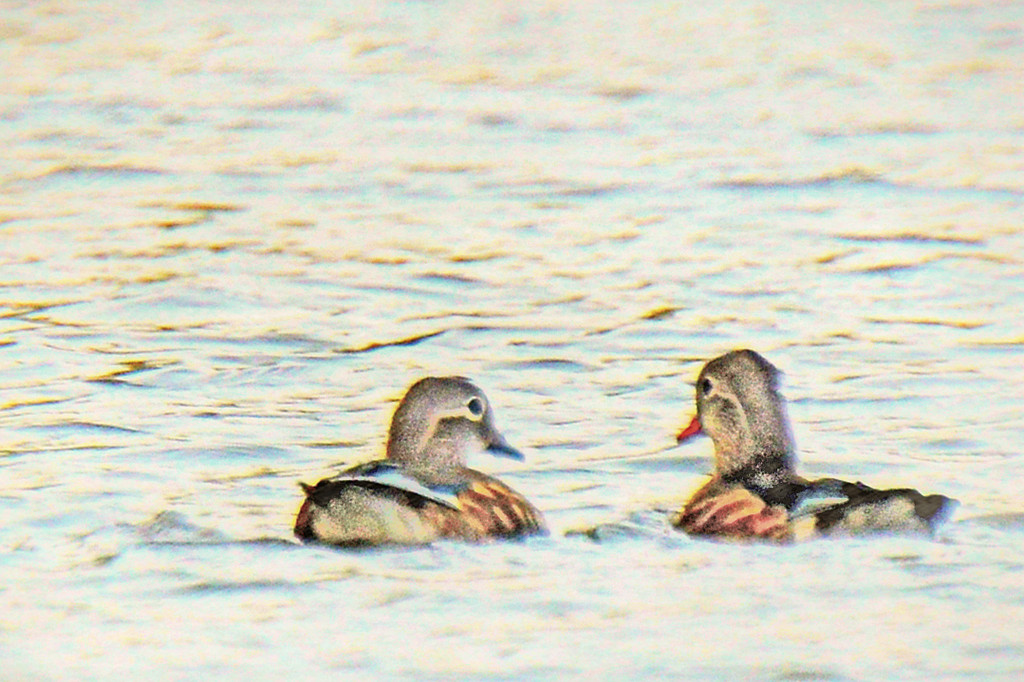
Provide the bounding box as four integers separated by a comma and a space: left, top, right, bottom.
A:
386, 376, 523, 485
677, 350, 797, 492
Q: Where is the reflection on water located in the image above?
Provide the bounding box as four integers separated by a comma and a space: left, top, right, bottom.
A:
2, 0, 1023, 679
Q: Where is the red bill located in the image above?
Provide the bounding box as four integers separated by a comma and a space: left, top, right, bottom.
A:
676, 415, 703, 443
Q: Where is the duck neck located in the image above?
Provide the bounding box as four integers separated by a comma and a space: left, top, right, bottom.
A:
720, 449, 794, 497
718, 403, 797, 495
386, 400, 429, 464
387, 421, 468, 487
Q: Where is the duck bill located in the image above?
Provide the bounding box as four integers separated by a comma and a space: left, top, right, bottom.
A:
486, 432, 525, 461
676, 415, 703, 443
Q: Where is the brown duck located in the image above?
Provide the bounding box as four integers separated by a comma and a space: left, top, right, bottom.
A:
294, 377, 545, 546
673, 350, 956, 541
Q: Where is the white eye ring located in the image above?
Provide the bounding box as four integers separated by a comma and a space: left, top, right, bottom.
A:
466, 397, 484, 419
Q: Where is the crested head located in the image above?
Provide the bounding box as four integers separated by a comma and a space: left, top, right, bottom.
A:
693, 350, 796, 490
385, 376, 522, 485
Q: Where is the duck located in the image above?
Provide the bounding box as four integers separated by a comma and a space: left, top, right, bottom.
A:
294, 376, 545, 546
671, 349, 956, 541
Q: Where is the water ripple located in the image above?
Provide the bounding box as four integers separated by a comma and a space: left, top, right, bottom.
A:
2, 1, 1022, 679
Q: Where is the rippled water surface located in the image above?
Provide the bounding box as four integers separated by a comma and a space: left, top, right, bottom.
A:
3, 1, 1024, 679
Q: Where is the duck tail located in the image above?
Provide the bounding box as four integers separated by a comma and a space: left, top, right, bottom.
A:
916, 493, 958, 530
293, 496, 316, 540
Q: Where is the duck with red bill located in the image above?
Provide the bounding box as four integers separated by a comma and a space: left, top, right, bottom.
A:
671, 349, 956, 542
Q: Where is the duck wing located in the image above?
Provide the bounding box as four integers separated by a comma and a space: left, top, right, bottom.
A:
294, 462, 544, 545
302, 461, 462, 510
787, 478, 860, 519
791, 478, 956, 536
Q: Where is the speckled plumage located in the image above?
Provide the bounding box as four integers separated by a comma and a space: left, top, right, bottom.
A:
671, 477, 791, 541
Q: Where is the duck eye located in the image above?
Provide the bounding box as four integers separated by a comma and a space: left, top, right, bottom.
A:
699, 378, 713, 396
466, 397, 484, 417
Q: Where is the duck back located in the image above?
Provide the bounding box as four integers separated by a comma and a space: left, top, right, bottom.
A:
294, 463, 545, 546
787, 478, 957, 539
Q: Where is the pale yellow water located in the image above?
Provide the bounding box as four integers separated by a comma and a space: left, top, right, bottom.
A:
2, 1, 1023, 679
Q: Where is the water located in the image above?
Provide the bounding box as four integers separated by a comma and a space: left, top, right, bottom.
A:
2, 1, 1023, 679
